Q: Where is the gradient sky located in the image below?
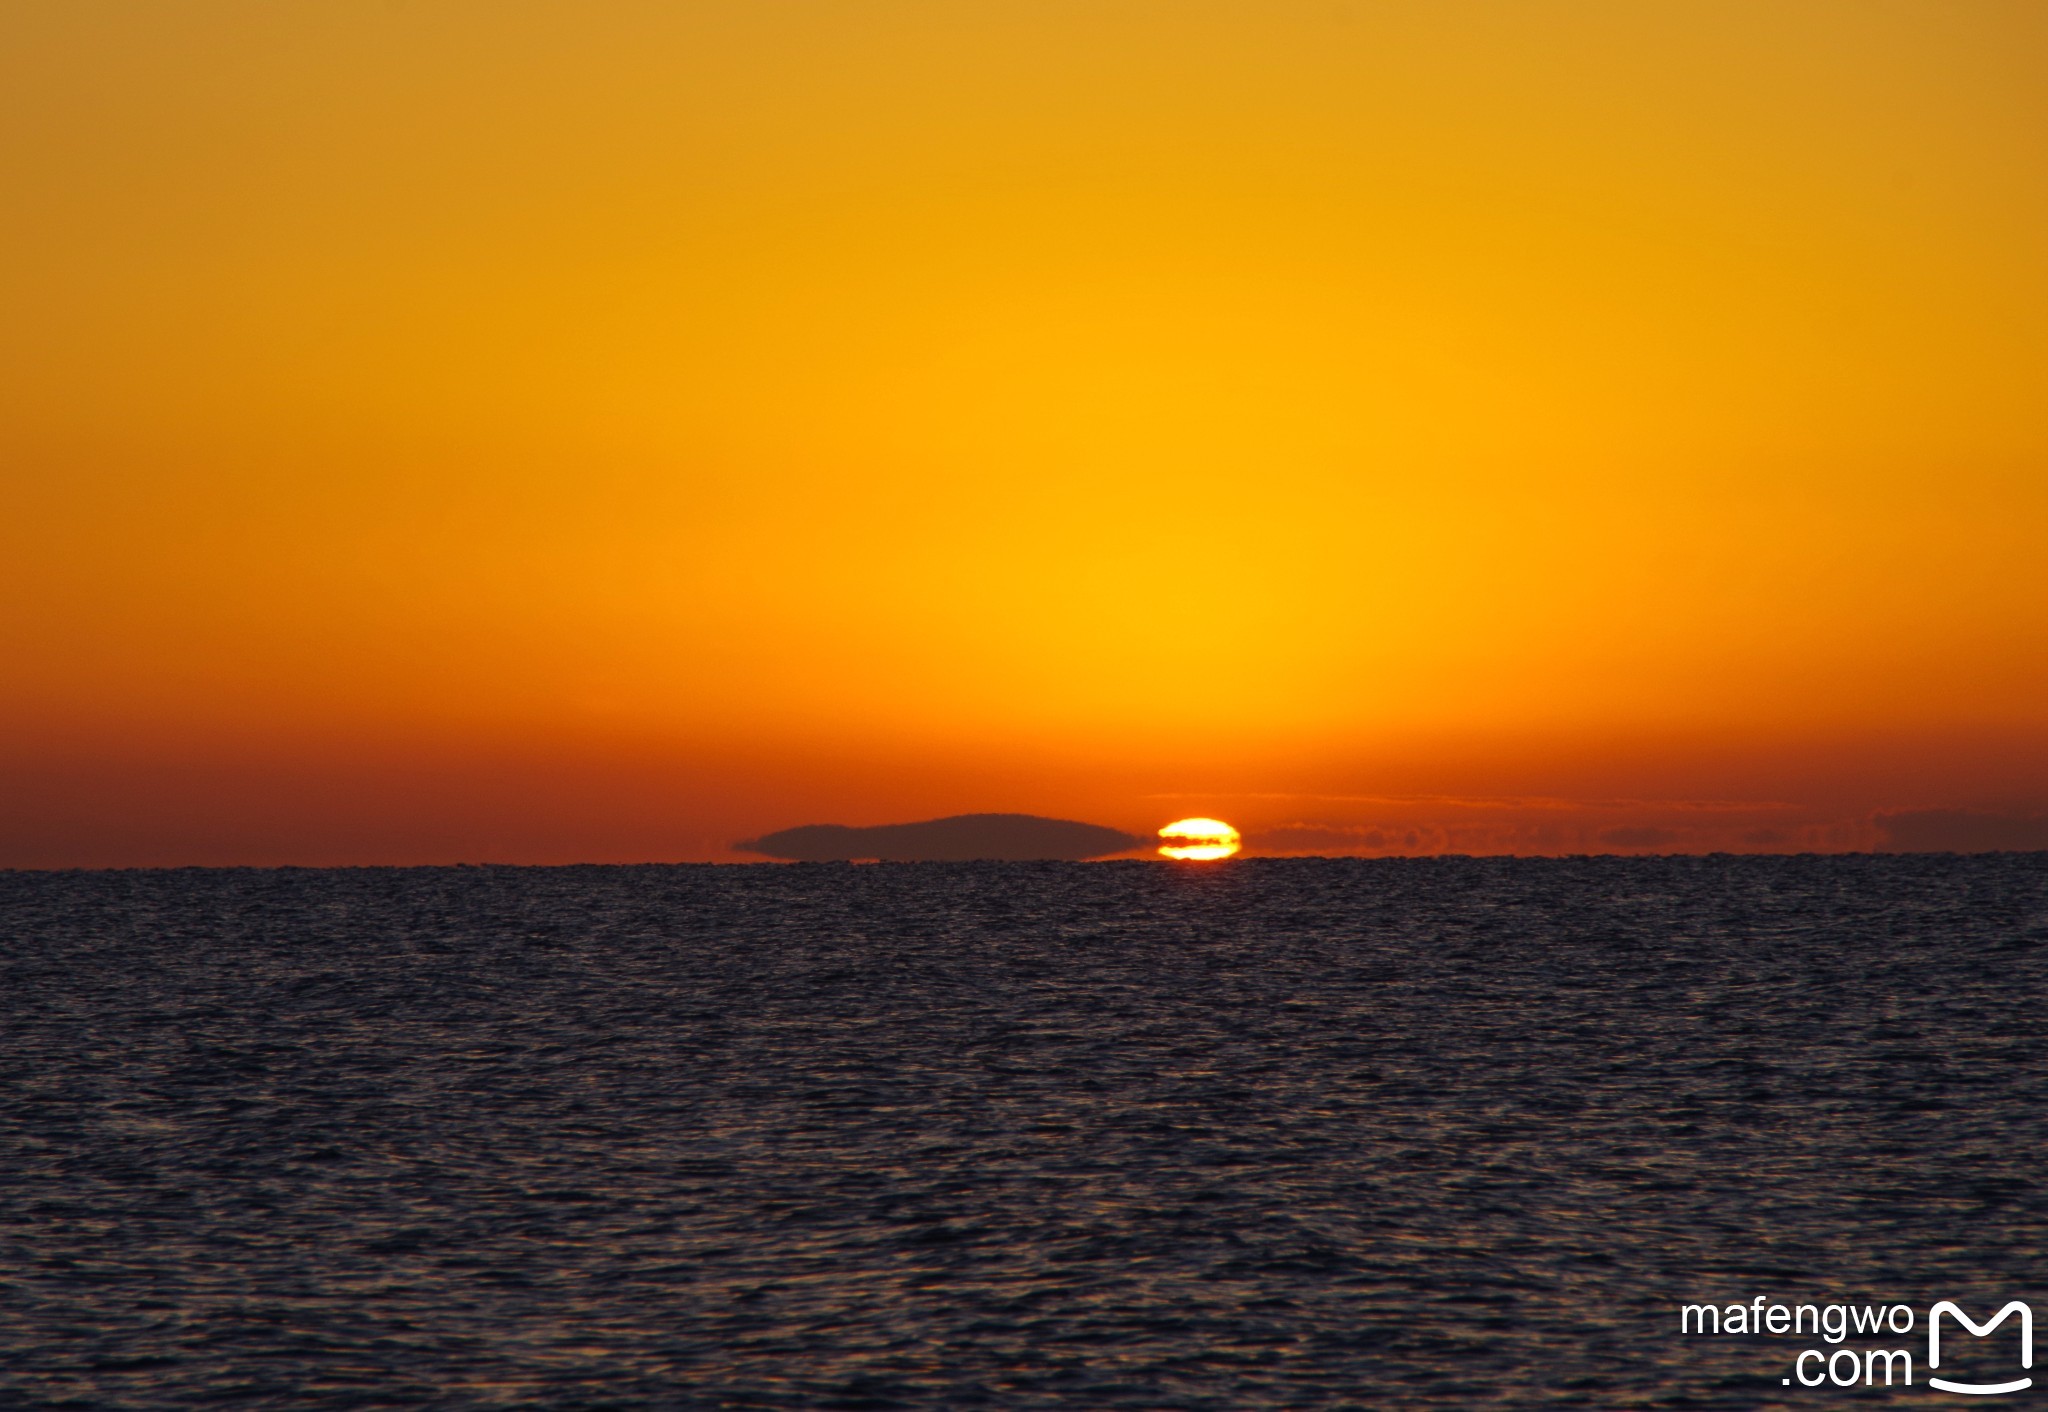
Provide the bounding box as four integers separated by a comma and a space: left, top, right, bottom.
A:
4, 1, 2045, 865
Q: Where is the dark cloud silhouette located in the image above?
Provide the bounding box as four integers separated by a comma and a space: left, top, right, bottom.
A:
1247, 824, 1438, 853
1874, 809, 2048, 853
736, 813, 1145, 862
1597, 826, 1679, 848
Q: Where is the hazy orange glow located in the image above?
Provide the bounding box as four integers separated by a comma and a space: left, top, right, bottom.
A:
1159, 819, 1242, 862
2, 3, 2045, 865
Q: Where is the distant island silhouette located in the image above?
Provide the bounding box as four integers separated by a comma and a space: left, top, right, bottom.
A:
736, 813, 1145, 862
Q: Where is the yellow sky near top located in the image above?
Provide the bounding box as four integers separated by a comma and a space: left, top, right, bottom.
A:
2, 2, 2045, 860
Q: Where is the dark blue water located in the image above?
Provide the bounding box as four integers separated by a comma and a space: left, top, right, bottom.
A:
4, 855, 2046, 1409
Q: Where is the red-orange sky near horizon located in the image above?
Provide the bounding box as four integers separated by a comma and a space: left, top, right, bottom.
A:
3, 2, 2046, 866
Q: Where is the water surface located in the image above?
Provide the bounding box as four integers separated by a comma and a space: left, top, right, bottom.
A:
4, 855, 2045, 1408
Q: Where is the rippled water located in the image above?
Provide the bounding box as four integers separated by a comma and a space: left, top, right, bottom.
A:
4, 856, 2046, 1408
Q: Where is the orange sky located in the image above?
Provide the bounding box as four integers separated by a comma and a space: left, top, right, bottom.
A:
4, 1, 2045, 866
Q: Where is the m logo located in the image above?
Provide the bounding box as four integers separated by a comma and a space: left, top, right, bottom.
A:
1928, 1300, 2033, 1396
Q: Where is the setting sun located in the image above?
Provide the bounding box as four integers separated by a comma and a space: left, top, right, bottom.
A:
1158, 818, 1241, 861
